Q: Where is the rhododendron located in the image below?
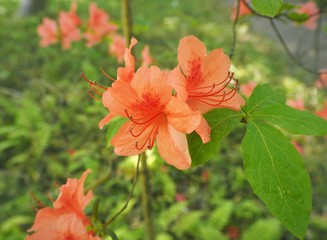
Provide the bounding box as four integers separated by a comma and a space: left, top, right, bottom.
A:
315, 70, 327, 88
231, 0, 252, 20
316, 100, 327, 120
287, 99, 305, 110
85, 2, 118, 47
59, 2, 82, 49
101, 66, 201, 169
169, 35, 245, 143
109, 34, 126, 63
26, 170, 99, 239
141, 45, 154, 66
297, 0, 320, 30
240, 81, 256, 98
37, 17, 58, 47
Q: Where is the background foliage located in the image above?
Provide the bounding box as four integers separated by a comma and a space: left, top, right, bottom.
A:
0, 0, 326, 239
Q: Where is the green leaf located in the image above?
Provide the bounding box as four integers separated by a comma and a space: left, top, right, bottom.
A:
106, 116, 128, 147
287, 12, 309, 22
252, 104, 327, 136
245, 84, 286, 114
242, 218, 281, 240
188, 109, 242, 167
242, 121, 311, 239
252, 0, 283, 17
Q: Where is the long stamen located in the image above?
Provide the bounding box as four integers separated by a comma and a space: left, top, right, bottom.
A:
134, 117, 162, 150
125, 109, 162, 125
100, 67, 117, 82
81, 73, 108, 90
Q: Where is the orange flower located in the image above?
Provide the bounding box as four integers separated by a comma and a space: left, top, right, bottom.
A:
53, 169, 93, 225
231, 0, 252, 20
101, 66, 201, 169
116, 37, 138, 83
59, 2, 82, 49
315, 70, 327, 88
297, 1, 320, 30
26, 212, 101, 240
316, 100, 327, 120
109, 34, 126, 63
169, 35, 245, 143
26, 170, 98, 239
287, 99, 305, 110
141, 45, 154, 66
85, 2, 118, 47
37, 17, 58, 47
240, 81, 256, 98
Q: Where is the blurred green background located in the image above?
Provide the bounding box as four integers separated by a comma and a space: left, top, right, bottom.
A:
0, 0, 326, 239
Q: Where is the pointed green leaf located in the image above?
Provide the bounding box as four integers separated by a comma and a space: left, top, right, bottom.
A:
188, 109, 242, 167
106, 116, 128, 147
252, 104, 327, 136
287, 12, 308, 22
245, 84, 286, 113
252, 0, 283, 17
242, 121, 311, 239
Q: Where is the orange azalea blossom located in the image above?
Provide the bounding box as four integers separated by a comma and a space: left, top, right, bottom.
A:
297, 0, 320, 30
231, 0, 252, 20
26, 170, 98, 239
287, 99, 305, 110
168, 35, 245, 143
59, 2, 82, 49
240, 81, 256, 98
109, 34, 126, 63
37, 17, 58, 47
26, 212, 101, 240
85, 2, 118, 47
100, 66, 201, 169
315, 70, 327, 88
316, 100, 327, 120
141, 45, 154, 66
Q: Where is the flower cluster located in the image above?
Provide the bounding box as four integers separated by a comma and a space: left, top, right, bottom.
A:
26, 170, 100, 240
36, 2, 152, 64
85, 35, 245, 170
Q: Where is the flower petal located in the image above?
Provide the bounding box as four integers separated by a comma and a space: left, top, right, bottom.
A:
111, 121, 150, 156
166, 96, 201, 133
98, 112, 115, 129
178, 35, 207, 76
168, 67, 188, 102
195, 116, 211, 143
201, 48, 230, 87
157, 121, 191, 170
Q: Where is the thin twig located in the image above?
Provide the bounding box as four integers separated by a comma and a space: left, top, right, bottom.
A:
269, 18, 318, 75
103, 155, 141, 226
229, 0, 241, 59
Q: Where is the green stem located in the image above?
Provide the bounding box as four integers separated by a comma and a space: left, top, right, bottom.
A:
140, 152, 155, 240
121, 0, 133, 45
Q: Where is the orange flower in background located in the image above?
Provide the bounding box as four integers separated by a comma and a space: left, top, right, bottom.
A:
109, 34, 126, 63
169, 35, 245, 143
59, 2, 82, 49
240, 81, 256, 98
85, 2, 118, 47
231, 0, 252, 20
116, 37, 138, 83
26, 211, 101, 240
26, 170, 99, 239
297, 0, 320, 30
101, 66, 201, 169
141, 45, 154, 66
287, 99, 305, 110
37, 17, 58, 47
315, 70, 327, 88
316, 100, 327, 120
53, 169, 94, 225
